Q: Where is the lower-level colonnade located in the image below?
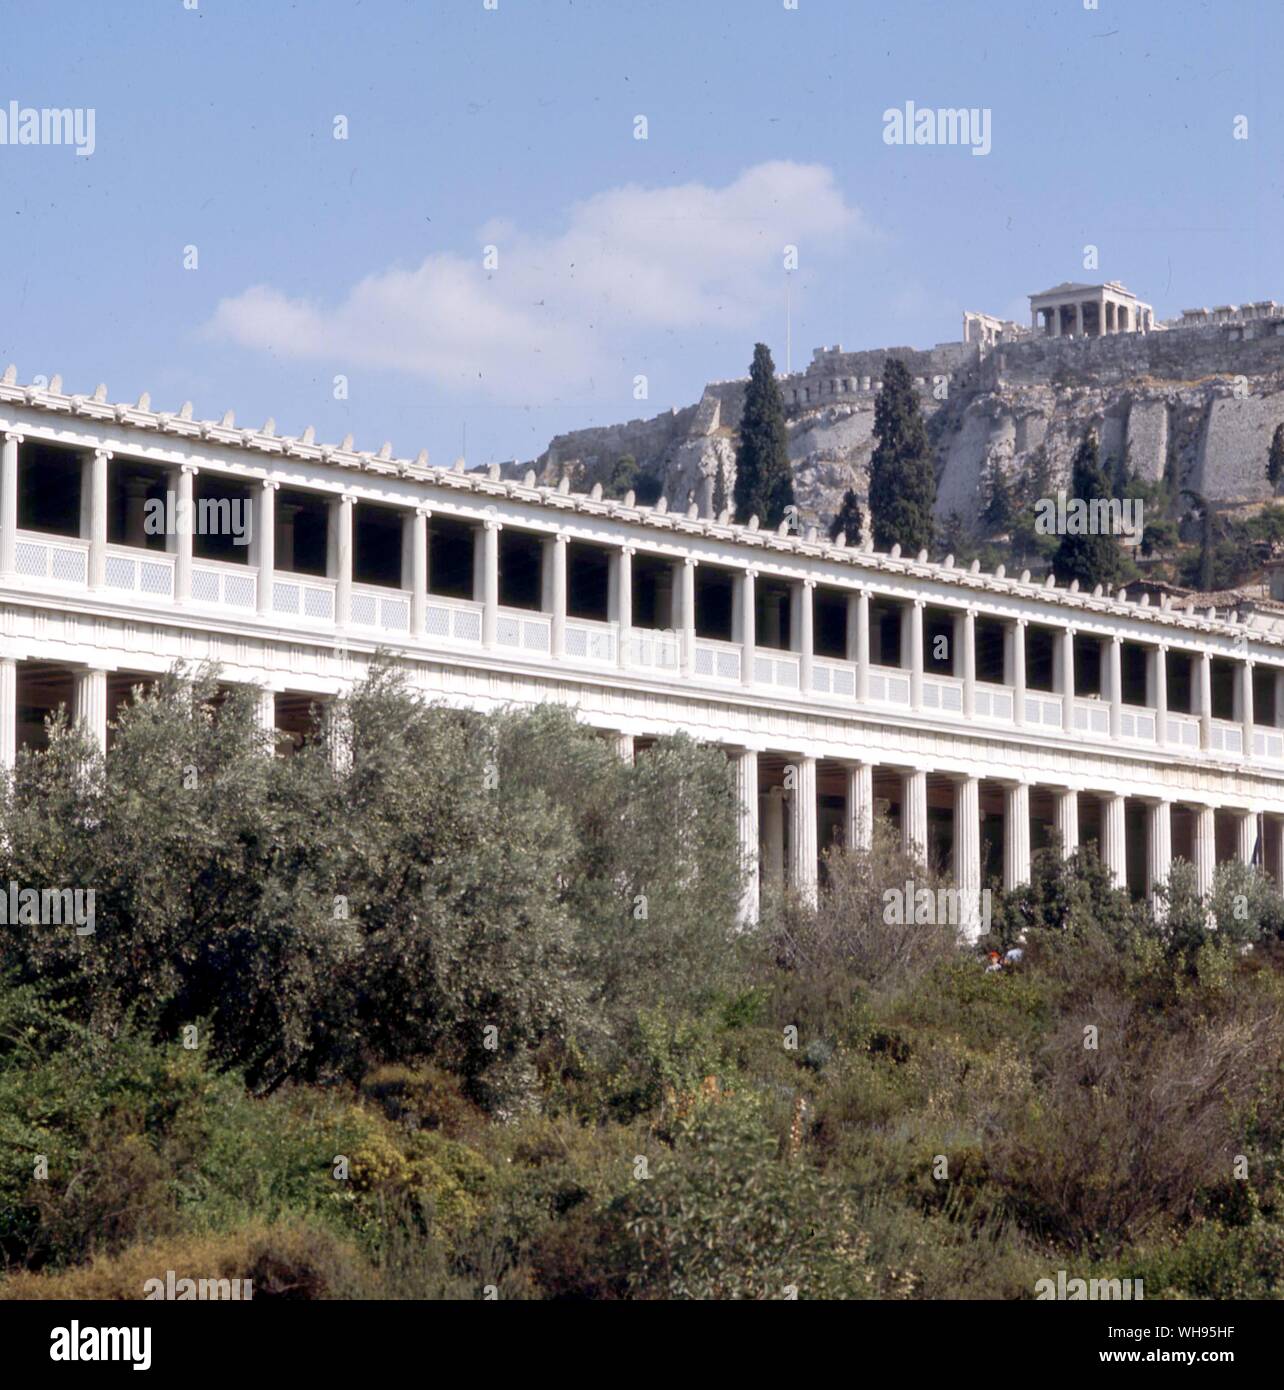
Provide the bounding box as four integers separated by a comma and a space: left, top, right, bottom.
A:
3, 655, 1280, 944
726, 748, 1284, 933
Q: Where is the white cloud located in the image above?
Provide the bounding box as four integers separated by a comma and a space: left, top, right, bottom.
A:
204, 162, 868, 402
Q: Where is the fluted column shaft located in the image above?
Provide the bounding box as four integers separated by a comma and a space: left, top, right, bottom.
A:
1147, 800, 1172, 912
788, 756, 818, 907
1003, 782, 1031, 889
1103, 793, 1127, 891
903, 767, 928, 865
1054, 787, 1080, 858
733, 749, 760, 925
846, 761, 873, 851
75, 668, 109, 755
1193, 805, 1216, 898
954, 775, 981, 937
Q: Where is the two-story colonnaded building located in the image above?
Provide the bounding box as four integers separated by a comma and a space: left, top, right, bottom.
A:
3, 371, 1284, 934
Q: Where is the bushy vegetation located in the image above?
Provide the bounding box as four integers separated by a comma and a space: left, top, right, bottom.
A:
3, 670, 1284, 1299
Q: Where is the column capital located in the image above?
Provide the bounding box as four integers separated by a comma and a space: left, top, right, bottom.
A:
93, 446, 113, 462
179, 461, 200, 477
482, 516, 501, 532
620, 543, 637, 558
338, 492, 357, 508
415, 504, 433, 520
552, 531, 568, 547
682, 555, 698, 570
3, 430, 24, 445
259, 477, 280, 492
801, 576, 816, 591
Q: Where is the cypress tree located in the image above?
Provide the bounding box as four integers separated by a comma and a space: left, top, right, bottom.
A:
1268, 424, 1284, 490
733, 344, 795, 528
828, 488, 864, 544
1051, 430, 1127, 589
868, 358, 935, 552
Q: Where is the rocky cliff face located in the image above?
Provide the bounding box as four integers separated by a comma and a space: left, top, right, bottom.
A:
516, 317, 1284, 536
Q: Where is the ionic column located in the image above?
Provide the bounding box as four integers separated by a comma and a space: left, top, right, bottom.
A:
798, 579, 815, 694
1006, 619, 1027, 727
788, 756, 818, 907
1235, 809, 1257, 866
1060, 626, 1076, 733
740, 567, 756, 687
481, 517, 500, 648
909, 600, 924, 712
1147, 799, 1172, 913
903, 767, 928, 865
0, 655, 16, 770
1054, 787, 1080, 858
0, 431, 20, 576
74, 668, 109, 755
1193, 804, 1216, 898
1103, 793, 1127, 891
845, 761, 873, 851
733, 748, 760, 926
1198, 650, 1213, 750
1240, 661, 1255, 759
175, 464, 197, 603
255, 479, 277, 616
960, 608, 976, 718
549, 533, 568, 658
1108, 636, 1123, 740
613, 545, 633, 669
334, 495, 355, 630
853, 588, 870, 702
762, 786, 785, 888
953, 775, 982, 937
1271, 817, 1284, 894
410, 507, 429, 636
1003, 781, 1031, 890
88, 448, 110, 590
1152, 644, 1168, 747
1275, 666, 1284, 731
679, 558, 696, 678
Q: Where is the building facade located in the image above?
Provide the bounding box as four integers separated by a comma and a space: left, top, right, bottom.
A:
3, 376, 1284, 934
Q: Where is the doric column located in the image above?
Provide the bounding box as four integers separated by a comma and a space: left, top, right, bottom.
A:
961, 608, 976, 718
798, 579, 815, 694
1146, 799, 1172, 912
616, 545, 633, 668
909, 600, 924, 712
255, 479, 277, 616
335, 495, 355, 630
1075, 302, 1084, 337
1103, 793, 1127, 891
1193, 804, 1216, 898
612, 731, 635, 764
1054, 787, 1079, 858
1003, 781, 1031, 890
679, 558, 697, 678
762, 786, 785, 888
845, 761, 873, 851
88, 448, 110, 590
953, 775, 982, 936
255, 688, 277, 738
1060, 626, 1076, 733
1198, 650, 1213, 749
74, 668, 109, 755
853, 588, 870, 701
549, 533, 568, 658
788, 756, 818, 907
0, 431, 20, 576
175, 464, 197, 603
1240, 661, 1255, 759
1108, 636, 1123, 740
0, 655, 16, 770
410, 507, 429, 636
481, 517, 500, 648
740, 567, 756, 687
733, 748, 760, 926
1235, 809, 1257, 866
903, 767, 928, 865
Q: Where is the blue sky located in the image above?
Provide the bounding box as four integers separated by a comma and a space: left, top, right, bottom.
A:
0, 0, 1279, 468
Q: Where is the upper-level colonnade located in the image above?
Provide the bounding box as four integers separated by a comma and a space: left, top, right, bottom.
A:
2, 378, 1284, 787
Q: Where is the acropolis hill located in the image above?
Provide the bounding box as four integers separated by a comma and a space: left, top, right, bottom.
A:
521, 283, 1284, 534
